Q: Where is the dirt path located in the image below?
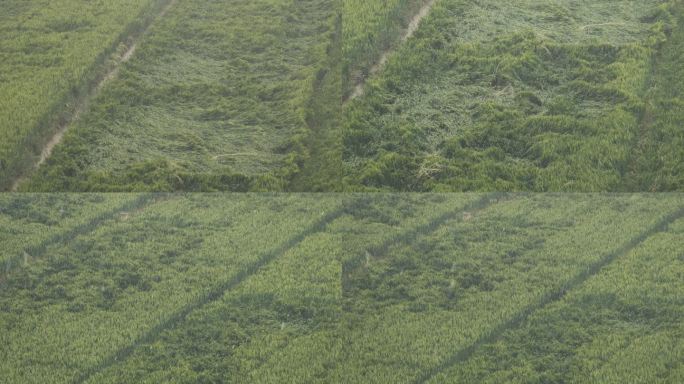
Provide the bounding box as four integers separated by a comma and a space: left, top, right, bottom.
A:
10, 0, 177, 191
346, 0, 437, 102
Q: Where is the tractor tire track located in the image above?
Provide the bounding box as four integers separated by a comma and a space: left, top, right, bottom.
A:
10, 0, 178, 191
74, 203, 350, 384
622, 3, 683, 192
345, 0, 437, 102
622, 52, 658, 192
414, 205, 684, 384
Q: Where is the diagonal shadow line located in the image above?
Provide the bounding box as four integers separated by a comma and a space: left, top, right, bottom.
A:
414, 205, 684, 384
342, 192, 507, 293
2, 193, 160, 281
74, 202, 351, 384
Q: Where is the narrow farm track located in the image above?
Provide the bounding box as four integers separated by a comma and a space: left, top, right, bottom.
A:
9, 0, 178, 192
342, 193, 504, 291
346, 0, 437, 102
0, 194, 161, 283
622, 49, 659, 192
414, 205, 684, 384
623, 5, 683, 192
74, 205, 349, 384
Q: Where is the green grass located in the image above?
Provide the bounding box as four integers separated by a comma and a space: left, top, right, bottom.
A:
22, 0, 338, 192
0, 0, 167, 190
342, 0, 682, 191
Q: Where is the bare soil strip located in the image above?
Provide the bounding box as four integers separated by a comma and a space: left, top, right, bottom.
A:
10, 0, 177, 191
346, 0, 437, 102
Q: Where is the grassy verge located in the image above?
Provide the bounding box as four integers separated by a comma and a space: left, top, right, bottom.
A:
290, 11, 344, 191
624, 1, 684, 190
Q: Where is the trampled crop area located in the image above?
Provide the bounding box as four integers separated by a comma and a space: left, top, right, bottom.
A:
1, 0, 682, 191
342, 0, 684, 191
1, 194, 683, 382
8, 0, 338, 192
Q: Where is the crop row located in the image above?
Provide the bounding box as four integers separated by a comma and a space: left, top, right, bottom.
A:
85, 221, 347, 382
0, 194, 151, 267
78, 194, 497, 382
1, 194, 682, 382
